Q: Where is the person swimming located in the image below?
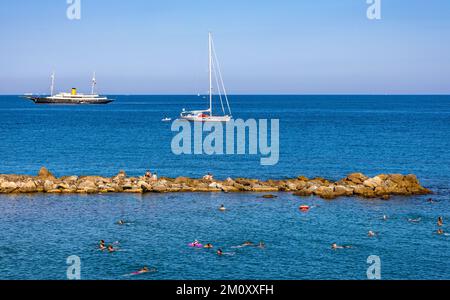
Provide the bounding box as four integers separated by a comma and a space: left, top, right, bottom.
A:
438, 217, 444, 227
117, 220, 126, 225
99, 240, 106, 251
232, 241, 254, 248
217, 249, 223, 256
107, 245, 116, 253
427, 198, 441, 203
123, 266, 158, 277
137, 266, 149, 273
331, 243, 343, 250
204, 243, 214, 249
137, 266, 157, 274
219, 204, 226, 211
331, 243, 352, 250
408, 217, 422, 223
382, 215, 388, 221
256, 241, 266, 249
437, 229, 444, 235
368, 231, 376, 237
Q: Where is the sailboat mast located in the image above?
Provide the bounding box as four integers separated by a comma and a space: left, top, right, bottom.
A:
50, 72, 55, 96
209, 32, 213, 116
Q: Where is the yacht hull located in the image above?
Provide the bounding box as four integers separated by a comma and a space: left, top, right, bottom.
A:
26, 97, 113, 105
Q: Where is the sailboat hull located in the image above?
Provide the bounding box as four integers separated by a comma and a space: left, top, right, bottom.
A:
180, 115, 232, 122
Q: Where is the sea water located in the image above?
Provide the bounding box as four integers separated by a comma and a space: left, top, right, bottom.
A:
0, 95, 449, 279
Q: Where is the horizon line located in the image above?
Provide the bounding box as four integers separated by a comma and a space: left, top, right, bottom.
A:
1, 93, 450, 97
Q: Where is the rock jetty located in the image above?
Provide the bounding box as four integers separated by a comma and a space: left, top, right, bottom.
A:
0, 167, 431, 200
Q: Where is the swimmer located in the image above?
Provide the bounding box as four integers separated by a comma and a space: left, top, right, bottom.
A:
138, 266, 149, 274
256, 241, 266, 249
99, 240, 106, 251
383, 215, 388, 221
117, 220, 126, 225
331, 243, 343, 250
232, 241, 254, 248
331, 243, 352, 250
124, 266, 158, 277
219, 204, 226, 211
438, 217, 444, 227
427, 198, 440, 203
368, 231, 376, 237
204, 243, 214, 249
107, 245, 116, 253
408, 217, 422, 223
437, 229, 444, 235
217, 249, 223, 256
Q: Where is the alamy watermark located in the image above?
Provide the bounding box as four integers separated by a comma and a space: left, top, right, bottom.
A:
367, 255, 381, 280
367, 0, 382, 20
66, 255, 81, 280
171, 119, 280, 166
67, 0, 81, 20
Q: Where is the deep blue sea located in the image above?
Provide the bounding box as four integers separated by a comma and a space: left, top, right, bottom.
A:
0, 95, 449, 280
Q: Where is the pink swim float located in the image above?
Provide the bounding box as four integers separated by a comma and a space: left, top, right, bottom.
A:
188, 243, 203, 248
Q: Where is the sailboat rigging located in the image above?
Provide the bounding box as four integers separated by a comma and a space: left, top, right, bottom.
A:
180, 33, 232, 122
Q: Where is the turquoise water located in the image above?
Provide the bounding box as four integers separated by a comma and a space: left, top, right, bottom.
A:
0, 95, 449, 279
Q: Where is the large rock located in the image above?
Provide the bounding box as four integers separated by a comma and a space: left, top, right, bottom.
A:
363, 176, 384, 189
353, 185, 376, 198
293, 189, 313, 197
0, 181, 18, 193
38, 167, 56, 180
174, 177, 193, 184
112, 170, 127, 183
77, 180, 98, 193
314, 186, 336, 199
43, 180, 56, 192
334, 185, 354, 197
19, 181, 37, 193
346, 173, 369, 184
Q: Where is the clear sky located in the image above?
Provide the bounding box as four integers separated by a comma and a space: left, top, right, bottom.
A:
0, 0, 449, 94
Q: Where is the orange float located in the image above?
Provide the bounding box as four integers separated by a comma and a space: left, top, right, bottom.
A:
299, 205, 310, 212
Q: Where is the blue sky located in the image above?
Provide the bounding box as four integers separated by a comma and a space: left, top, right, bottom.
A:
0, 0, 449, 94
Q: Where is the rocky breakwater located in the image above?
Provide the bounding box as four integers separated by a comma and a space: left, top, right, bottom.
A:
0, 167, 431, 199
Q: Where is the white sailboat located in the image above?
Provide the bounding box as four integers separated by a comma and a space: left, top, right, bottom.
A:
180, 33, 232, 122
